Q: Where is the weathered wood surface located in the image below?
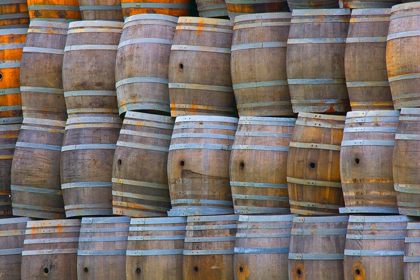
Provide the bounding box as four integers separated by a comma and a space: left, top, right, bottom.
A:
0, 0, 29, 29
404, 222, 420, 280
339, 0, 399, 8
287, 0, 338, 9
121, 0, 191, 18
79, 0, 124, 21
26, 0, 81, 22
225, 0, 289, 20
196, 0, 227, 18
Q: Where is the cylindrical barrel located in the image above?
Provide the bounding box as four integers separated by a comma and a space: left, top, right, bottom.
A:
287, 0, 338, 9
78, 0, 124, 21
345, 9, 393, 111
21, 219, 81, 280
168, 17, 236, 117
116, 14, 177, 116
287, 9, 350, 114
0, 0, 29, 29
11, 118, 66, 219
289, 216, 348, 280
340, 111, 399, 214
26, 0, 81, 22
404, 222, 420, 280
230, 117, 295, 214
393, 108, 420, 216
234, 215, 294, 280
231, 13, 293, 117
20, 20, 68, 121
0, 217, 30, 279
112, 112, 173, 217
0, 123, 20, 216
61, 115, 122, 217
225, 0, 289, 20
126, 217, 187, 280
63, 20, 123, 117
287, 112, 345, 215
77, 217, 130, 280
339, 0, 400, 8
0, 27, 27, 125
344, 215, 409, 280
196, 0, 227, 18
121, 0, 191, 18
387, 3, 420, 109
183, 215, 238, 280
167, 115, 238, 216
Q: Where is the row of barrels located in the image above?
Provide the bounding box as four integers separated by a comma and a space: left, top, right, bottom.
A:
1, 215, 419, 280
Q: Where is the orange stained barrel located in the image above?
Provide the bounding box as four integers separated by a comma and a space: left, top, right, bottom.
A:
121, 0, 191, 18
26, 0, 81, 22
0, 0, 29, 29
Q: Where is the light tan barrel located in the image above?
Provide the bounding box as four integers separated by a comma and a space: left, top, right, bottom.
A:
112, 111, 173, 217
168, 17, 236, 117
230, 116, 295, 214
26, 0, 81, 22
345, 9, 393, 111
404, 222, 420, 280
21, 219, 81, 280
78, 0, 124, 21
231, 13, 293, 117
340, 110, 399, 214
0, 0, 29, 29
126, 217, 187, 280
116, 14, 177, 116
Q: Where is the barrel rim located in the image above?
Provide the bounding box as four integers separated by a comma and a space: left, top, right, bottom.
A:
29, 19, 69, 29
351, 8, 391, 16
239, 116, 297, 123
178, 16, 233, 27
234, 12, 292, 23
0, 28, 28, 36
187, 215, 239, 223
69, 20, 124, 29
131, 217, 187, 225
0, 217, 30, 225
346, 110, 399, 118
400, 108, 420, 115
82, 216, 130, 224
297, 112, 346, 121
348, 215, 411, 223
1, 0, 27, 4
391, 2, 420, 13
239, 214, 296, 222
0, 123, 21, 130
292, 8, 351, 16
293, 216, 349, 223
125, 111, 174, 124
27, 219, 81, 227
175, 115, 239, 124
124, 13, 179, 25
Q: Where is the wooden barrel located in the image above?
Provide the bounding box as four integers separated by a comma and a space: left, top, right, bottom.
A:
225, 0, 289, 20
230, 116, 295, 214
79, 0, 124, 21
63, 20, 122, 116
21, 219, 81, 280
0, 123, 20, 216
116, 14, 177, 116
344, 215, 409, 280
27, 0, 81, 22
77, 217, 130, 280
167, 115, 238, 216
0, 0, 29, 29
0, 217, 30, 279
287, 9, 350, 114
387, 3, 420, 109
168, 17, 236, 117
287, 112, 345, 215
126, 217, 187, 280
231, 13, 293, 117
289, 216, 348, 280
0, 27, 27, 125
404, 222, 420, 280
234, 215, 295, 280
20, 20, 68, 121
121, 0, 191, 18
183, 215, 238, 280
393, 108, 420, 216
340, 0, 399, 8
112, 112, 173, 217
287, 0, 338, 9
345, 9, 393, 111
196, 0, 227, 18
61, 115, 122, 217
340, 110, 399, 214
11, 118, 66, 219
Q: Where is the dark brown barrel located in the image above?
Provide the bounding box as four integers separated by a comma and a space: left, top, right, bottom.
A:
196, 0, 228, 18
77, 217, 130, 280
225, 0, 289, 20
183, 215, 238, 280
393, 108, 420, 216
287, 9, 350, 114
11, 118, 66, 219
116, 14, 177, 116
287, 112, 345, 215
339, 0, 399, 8
345, 9, 393, 111
340, 111, 399, 214
167, 115, 238, 216
289, 216, 348, 280
26, 0, 81, 22
287, 0, 338, 9
231, 13, 293, 117
0, 217, 30, 279
121, 0, 191, 18
126, 217, 187, 280
0, 123, 19, 216
21, 219, 81, 280
230, 116, 295, 214
78, 0, 124, 21
0, 0, 29, 29
234, 215, 295, 280
386, 3, 420, 109
168, 17, 236, 117
61, 115, 122, 217
404, 222, 420, 280
20, 20, 68, 121
63, 20, 123, 117
344, 215, 409, 280
112, 112, 173, 217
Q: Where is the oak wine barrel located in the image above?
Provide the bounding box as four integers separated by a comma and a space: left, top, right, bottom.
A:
26, 0, 81, 22
0, 0, 29, 29
121, 0, 191, 18
196, 0, 227, 18
225, 0, 289, 20
78, 0, 124, 21
404, 222, 420, 280
287, 0, 338, 9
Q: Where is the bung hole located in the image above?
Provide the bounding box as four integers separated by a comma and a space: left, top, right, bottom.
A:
179, 63, 184, 70
194, 266, 199, 272
84, 267, 89, 273
118, 159, 122, 165
355, 268, 361, 275
355, 158, 360, 164
136, 268, 141, 274
309, 162, 316, 169
297, 268, 302, 276
43, 268, 49, 274
239, 267, 244, 273
180, 160, 185, 167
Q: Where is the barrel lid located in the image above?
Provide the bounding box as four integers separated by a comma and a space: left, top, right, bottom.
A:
351, 8, 391, 16
234, 12, 292, 23
187, 215, 239, 223
292, 8, 351, 17
293, 216, 349, 223
239, 214, 296, 222
27, 219, 81, 228
69, 20, 124, 29
175, 115, 239, 124
349, 215, 411, 223
391, 2, 420, 13
298, 112, 346, 121
131, 217, 187, 225
29, 20, 68, 29
346, 110, 399, 118
178, 17, 233, 27
124, 14, 178, 25
400, 108, 420, 115
125, 111, 174, 124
